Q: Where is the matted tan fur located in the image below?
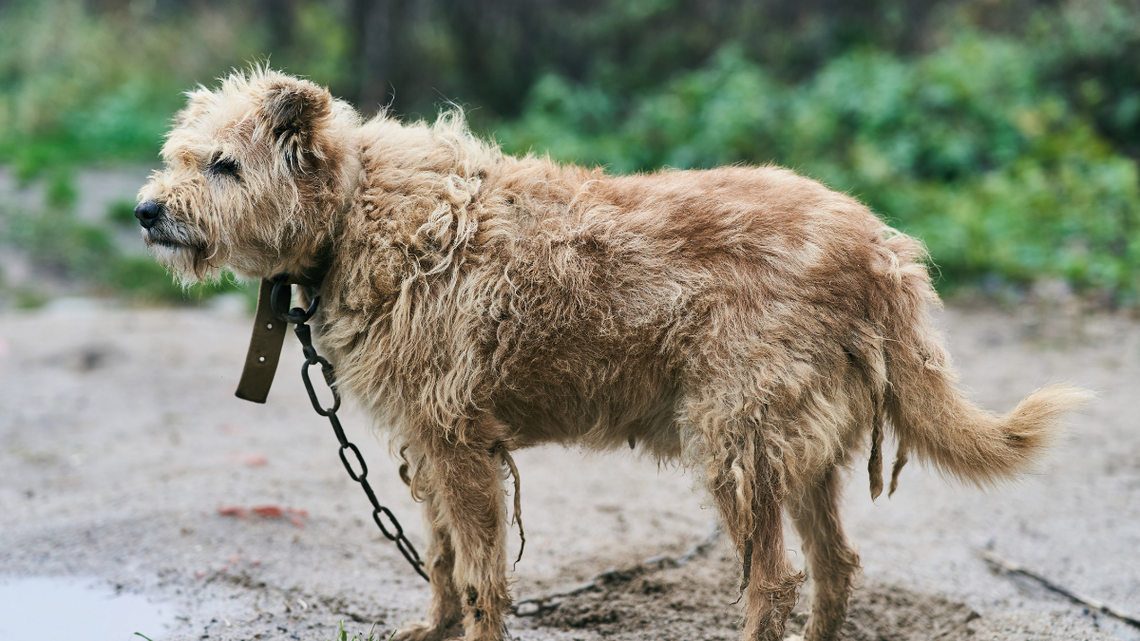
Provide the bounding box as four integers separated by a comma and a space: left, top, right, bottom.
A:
137, 69, 1091, 641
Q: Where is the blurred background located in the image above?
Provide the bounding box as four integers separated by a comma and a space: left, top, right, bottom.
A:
2, 4, 1140, 640
0, 0, 1137, 309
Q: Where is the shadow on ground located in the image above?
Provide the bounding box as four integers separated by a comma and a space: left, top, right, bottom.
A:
523, 549, 979, 641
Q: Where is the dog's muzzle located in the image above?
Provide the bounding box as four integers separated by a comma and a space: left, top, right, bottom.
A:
134, 200, 165, 229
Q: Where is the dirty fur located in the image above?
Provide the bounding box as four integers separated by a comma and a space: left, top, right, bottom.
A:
138, 68, 1092, 641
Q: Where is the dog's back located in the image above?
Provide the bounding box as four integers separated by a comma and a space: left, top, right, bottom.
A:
475, 163, 1087, 493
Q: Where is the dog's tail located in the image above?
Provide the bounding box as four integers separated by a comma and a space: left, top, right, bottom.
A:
875, 233, 1091, 495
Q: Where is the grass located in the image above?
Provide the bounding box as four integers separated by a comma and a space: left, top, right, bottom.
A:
329, 621, 391, 641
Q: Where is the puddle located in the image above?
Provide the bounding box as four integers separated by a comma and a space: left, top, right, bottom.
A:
0, 576, 175, 641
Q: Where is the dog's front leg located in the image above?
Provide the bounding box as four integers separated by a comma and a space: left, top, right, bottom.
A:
393, 485, 463, 641
420, 431, 510, 641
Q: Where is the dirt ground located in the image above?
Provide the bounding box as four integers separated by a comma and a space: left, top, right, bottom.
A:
1, 300, 1138, 640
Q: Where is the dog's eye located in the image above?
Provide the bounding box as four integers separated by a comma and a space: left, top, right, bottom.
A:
208, 155, 241, 181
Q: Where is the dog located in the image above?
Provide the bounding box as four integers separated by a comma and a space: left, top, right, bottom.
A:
136, 68, 1089, 641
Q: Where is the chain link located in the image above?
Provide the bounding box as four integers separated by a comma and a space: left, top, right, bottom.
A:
272, 278, 430, 583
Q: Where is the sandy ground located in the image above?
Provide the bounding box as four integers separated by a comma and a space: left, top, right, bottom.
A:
1, 301, 1138, 641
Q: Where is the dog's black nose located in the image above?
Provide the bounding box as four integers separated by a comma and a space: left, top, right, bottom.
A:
134, 200, 163, 229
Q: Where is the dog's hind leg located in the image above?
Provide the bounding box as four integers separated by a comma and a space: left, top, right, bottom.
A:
418, 429, 510, 641
693, 401, 804, 641
735, 483, 804, 641
789, 465, 859, 641
393, 487, 463, 641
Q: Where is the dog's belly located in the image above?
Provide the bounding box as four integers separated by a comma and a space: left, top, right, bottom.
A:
491, 381, 684, 456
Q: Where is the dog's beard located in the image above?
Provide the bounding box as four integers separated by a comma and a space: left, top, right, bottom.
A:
142, 223, 219, 284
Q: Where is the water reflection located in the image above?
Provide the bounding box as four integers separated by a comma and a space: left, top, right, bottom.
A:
0, 576, 174, 641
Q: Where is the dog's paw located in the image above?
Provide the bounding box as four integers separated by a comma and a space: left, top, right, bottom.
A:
392, 621, 454, 641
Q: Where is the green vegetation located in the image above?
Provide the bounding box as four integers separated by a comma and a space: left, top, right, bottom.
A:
0, 0, 1136, 305
328, 621, 388, 641
107, 199, 141, 227
3, 200, 251, 308
500, 36, 1140, 298
0, 2, 256, 179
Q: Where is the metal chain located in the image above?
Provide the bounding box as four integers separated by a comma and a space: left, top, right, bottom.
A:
272, 277, 430, 583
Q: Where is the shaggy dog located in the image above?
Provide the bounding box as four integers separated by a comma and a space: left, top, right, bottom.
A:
136, 69, 1089, 641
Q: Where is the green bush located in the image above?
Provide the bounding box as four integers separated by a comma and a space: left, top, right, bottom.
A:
0, 1, 265, 178
496, 32, 1140, 300
0, 0, 1136, 304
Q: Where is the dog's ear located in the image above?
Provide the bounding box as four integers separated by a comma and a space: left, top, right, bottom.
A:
258, 77, 333, 171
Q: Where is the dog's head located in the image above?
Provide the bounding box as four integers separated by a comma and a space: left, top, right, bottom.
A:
136, 68, 360, 283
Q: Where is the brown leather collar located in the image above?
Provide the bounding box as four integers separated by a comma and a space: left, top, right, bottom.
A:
234, 244, 333, 403
234, 278, 289, 403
